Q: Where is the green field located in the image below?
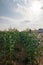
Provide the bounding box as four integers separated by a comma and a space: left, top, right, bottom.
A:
0, 30, 43, 65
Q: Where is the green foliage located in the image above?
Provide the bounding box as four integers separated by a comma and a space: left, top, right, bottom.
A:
19, 31, 41, 65
0, 30, 43, 65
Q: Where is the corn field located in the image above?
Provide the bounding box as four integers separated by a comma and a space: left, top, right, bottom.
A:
0, 30, 43, 65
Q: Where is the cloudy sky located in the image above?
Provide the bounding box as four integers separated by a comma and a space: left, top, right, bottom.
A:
0, 0, 43, 31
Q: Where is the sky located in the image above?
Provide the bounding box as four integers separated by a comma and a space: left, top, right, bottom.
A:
0, 0, 43, 31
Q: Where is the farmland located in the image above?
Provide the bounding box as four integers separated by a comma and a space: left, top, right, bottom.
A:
0, 29, 43, 65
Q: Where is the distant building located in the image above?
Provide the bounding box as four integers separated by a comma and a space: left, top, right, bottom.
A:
36, 29, 43, 33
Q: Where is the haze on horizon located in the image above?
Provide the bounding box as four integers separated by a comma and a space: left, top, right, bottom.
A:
0, 0, 43, 31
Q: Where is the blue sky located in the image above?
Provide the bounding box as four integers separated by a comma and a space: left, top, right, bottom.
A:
0, 0, 43, 31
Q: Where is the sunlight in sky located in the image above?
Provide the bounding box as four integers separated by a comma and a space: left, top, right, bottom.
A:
23, 0, 42, 22
31, 1, 41, 15
0, 0, 43, 31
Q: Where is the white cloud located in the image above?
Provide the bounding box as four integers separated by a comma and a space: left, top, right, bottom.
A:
0, 16, 16, 22
0, 0, 43, 31
10, 0, 43, 22
0, 16, 21, 30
